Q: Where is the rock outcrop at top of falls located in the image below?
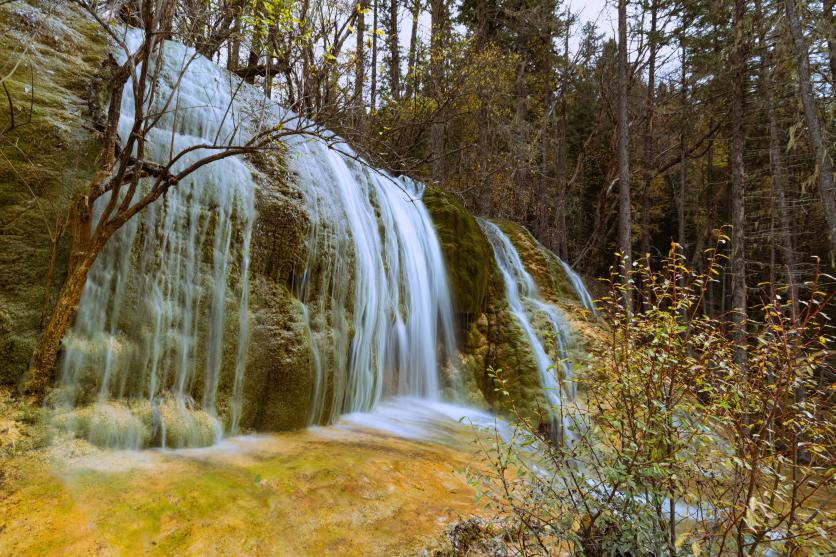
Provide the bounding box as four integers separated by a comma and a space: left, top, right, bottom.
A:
0, 0, 598, 447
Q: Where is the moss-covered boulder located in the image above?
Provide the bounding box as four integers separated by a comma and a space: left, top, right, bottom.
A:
242, 279, 314, 431
461, 270, 551, 424
423, 188, 496, 315
426, 205, 597, 427
240, 152, 314, 432
0, 1, 105, 388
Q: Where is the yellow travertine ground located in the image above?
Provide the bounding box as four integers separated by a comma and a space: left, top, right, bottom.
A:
0, 425, 486, 557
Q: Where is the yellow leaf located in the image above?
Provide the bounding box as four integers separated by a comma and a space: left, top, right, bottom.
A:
691, 541, 701, 556
675, 531, 689, 549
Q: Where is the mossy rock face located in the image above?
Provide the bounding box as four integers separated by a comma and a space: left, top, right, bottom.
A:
242, 278, 314, 431
462, 273, 548, 424
419, 192, 555, 422
0, 1, 106, 388
423, 188, 496, 316
248, 148, 309, 289
52, 399, 223, 449
242, 163, 314, 432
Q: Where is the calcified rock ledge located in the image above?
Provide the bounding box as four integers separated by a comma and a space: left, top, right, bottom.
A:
1, 0, 598, 450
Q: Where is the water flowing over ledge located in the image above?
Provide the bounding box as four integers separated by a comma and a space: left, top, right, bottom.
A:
53, 29, 460, 448
289, 138, 458, 424
478, 219, 578, 442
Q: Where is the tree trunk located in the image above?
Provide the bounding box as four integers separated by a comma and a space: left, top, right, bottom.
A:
388, 0, 401, 101
730, 0, 748, 369
757, 0, 799, 314
641, 0, 658, 264
245, 1, 264, 85
475, 0, 494, 214
786, 0, 836, 264
617, 0, 632, 311
227, 3, 242, 72
703, 139, 715, 315
26, 256, 95, 399
25, 195, 100, 399
430, 0, 447, 183
264, 25, 277, 97
512, 56, 527, 216
824, 0, 836, 88
370, 0, 378, 113
354, 0, 367, 120
554, 21, 569, 260
678, 38, 687, 256
404, 0, 420, 100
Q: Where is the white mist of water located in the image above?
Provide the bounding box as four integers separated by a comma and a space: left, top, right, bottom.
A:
288, 137, 458, 424
57, 31, 255, 447
478, 219, 578, 442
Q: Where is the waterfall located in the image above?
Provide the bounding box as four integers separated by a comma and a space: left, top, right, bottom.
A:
56, 31, 255, 447
478, 220, 577, 442
289, 137, 458, 424
54, 30, 459, 446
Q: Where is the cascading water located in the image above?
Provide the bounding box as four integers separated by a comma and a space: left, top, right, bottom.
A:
288, 137, 458, 424
56, 31, 255, 448
478, 219, 578, 442
557, 258, 598, 317
54, 29, 460, 447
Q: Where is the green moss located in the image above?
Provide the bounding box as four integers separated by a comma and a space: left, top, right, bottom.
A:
423, 187, 496, 315
0, 1, 106, 387
241, 279, 314, 431
52, 398, 224, 449
475, 275, 548, 424
249, 152, 309, 289
238, 147, 315, 432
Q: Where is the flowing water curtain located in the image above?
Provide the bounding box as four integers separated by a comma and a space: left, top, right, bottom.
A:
556, 257, 598, 317
289, 136, 458, 425
478, 219, 577, 442
57, 31, 256, 443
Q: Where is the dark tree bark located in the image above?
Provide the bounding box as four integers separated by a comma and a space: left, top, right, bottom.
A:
641, 0, 658, 261
371, 0, 379, 113
617, 0, 632, 311
554, 13, 570, 260
404, 0, 421, 100
678, 36, 687, 256
430, 0, 447, 183
824, 0, 836, 87
756, 0, 798, 314
354, 0, 367, 119
227, 2, 243, 72
730, 0, 749, 369
785, 0, 836, 264
387, 0, 401, 100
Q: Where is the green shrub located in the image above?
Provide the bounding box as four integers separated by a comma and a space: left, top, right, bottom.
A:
466, 243, 835, 556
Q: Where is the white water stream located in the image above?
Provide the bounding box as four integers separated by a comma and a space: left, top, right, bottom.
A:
478, 219, 579, 442
57, 31, 255, 447
288, 138, 458, 424
56, 30, 458, 447
53, 28, 594, 451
